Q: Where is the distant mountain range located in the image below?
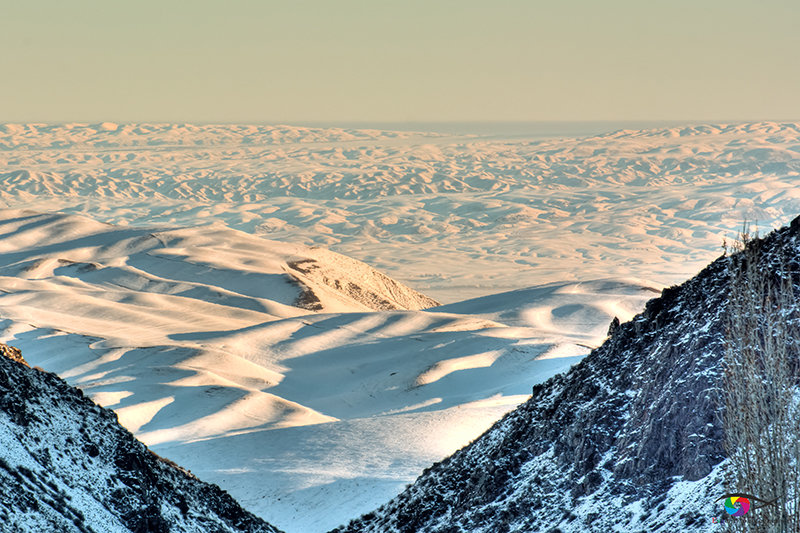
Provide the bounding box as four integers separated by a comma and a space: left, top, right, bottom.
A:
2, 121, 799, 302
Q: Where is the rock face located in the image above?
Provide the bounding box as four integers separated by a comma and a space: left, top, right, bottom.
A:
286, 252, 441, 311
332, 217, 800, 533
0, 343, 283, 533
0, 344, 26, 367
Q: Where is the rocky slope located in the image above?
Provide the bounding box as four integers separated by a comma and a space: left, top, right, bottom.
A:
0, 342, 282, 533
333, 216, 800, 533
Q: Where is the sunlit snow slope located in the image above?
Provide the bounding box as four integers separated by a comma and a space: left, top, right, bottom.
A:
0, 210, 655, 532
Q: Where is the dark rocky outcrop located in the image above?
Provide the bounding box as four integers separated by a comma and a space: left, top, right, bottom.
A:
0, 342, 283, 533
606, 315, 620, 337
332, 216, 800, 533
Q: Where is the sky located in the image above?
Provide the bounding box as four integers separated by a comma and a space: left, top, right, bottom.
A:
1, 0, 799, 124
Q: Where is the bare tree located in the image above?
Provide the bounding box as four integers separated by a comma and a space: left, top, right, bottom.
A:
723, 226, 800, 532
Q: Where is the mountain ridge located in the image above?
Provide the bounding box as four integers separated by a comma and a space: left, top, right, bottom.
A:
0, 340, 283, 533
332, 215, 800, 532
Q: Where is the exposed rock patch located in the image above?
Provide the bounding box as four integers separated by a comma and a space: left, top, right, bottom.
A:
286, 254, 440, 311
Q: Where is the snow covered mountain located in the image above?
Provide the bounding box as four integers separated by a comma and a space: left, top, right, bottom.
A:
332, 217, 800, 532
0, 209, 437, 317
0, 209, 656, 532
0, 341, 282, 533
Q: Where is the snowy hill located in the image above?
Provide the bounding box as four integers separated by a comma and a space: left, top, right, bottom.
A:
0, 342, 281, 533
0, 209, 437, 318
0, 209, 656, 531
432, 279, 660, 337
332, 217, 800, 532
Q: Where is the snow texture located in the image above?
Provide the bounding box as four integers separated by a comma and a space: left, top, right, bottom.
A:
1, 121, 799, 303
0, 342, 282, 533
0, 210, 651, 531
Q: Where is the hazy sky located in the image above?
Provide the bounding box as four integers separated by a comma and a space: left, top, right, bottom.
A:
2, 0, 798, 123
